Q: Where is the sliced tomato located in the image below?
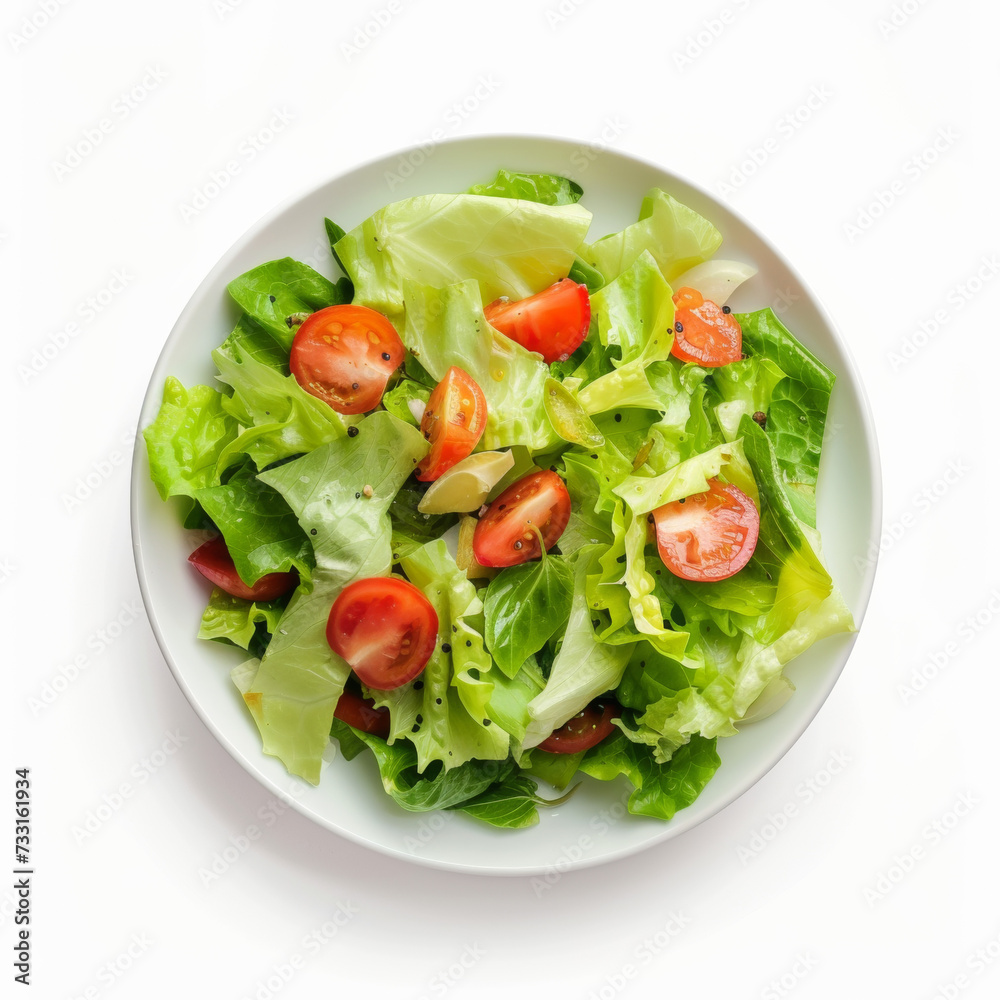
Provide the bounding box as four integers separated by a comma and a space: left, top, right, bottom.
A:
651, 478, 759, 582
326, 576, 438, 691
538, 698, 621, 754
670, 286, 742, 367
415, 366, 487, 482
334, 689, 391, 738
473, 470, 571, 568
290, 304, 404, 414
484, 278, 591, 364
188, 535, 297, 601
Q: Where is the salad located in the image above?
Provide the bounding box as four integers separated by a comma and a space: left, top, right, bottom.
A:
143, 168, 853, 830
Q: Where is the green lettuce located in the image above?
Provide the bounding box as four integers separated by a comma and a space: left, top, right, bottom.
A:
467, 168, 583, 206
401, 279, 558, 452
198, 587, 285, 652
579, 188, 722, 285
143, 377, 238, 504
213, 317, 346, 470
195, 462, 314, 586
523, 547, 632, 747
335, 193, 592, 322
226, 258, 350, 351
368, 539, 508, 772
235, 411, 427, 783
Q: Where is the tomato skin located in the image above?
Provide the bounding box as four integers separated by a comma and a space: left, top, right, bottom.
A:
473, 470, 571, 568
290, 304, 404, 414
538, 698, 621, 754
188, 536, 298, 601
334, 689, 391, 738
651, 478, 760, 582
670, 286, 742, 367
416, 367, 488, 482
484, 279, 591, 364
326, 577, 439, 691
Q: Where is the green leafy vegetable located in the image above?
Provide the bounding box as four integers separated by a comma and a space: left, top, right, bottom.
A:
467, 168, 584, 206
198, 587, 286, 651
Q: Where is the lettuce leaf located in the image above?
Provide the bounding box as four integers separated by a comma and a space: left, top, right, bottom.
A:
195, 462, 315, 586
226, 258, 350, 351
143, 376, 239, 504
401, 279, 558, 452
580, 724, 720, 820
736, 308, 836, 527
467, 169, 583, 206
368, 539, 509, 771
335, 193, 592, 322
197, 587, 285, 651
235, 412, 427, 783
213, 317, 346, 470
579, 188, 722, 285
522, 547, 632, 748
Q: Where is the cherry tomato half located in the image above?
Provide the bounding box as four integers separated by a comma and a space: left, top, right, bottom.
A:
484, 278, 591, 364
472, 470, 571, 568
538, 698, 621, 754
334, 689, 391, 738
290, 304, 404, 414
670, 286, 742, 367
416, 367, 488, 482
188, 535, 298, 601
651, 478, 760, 582
326, 576, 438, 691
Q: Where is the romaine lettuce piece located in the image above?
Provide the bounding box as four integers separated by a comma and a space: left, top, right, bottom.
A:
401, 279, 558, 452
196, 462, 315, 586
368, 539, 509, 771
522, 547, 632, 748
143, 376, 239, 504
226, 258, 350, 351
212, 317, 346, 471
579, 188, 722, 285
467, 169, 583, 206
335, 194, 592, 322
235, 411, 427, 784
197, 587, 285, 651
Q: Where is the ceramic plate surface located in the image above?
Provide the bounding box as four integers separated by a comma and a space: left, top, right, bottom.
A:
131, 135, 881, 875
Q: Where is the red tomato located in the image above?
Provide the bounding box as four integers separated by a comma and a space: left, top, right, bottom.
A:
290, 304, 404, 414
670, 286, 742, 367
651, 478, 760, 582
538, 698, 621, 754
416, 367, 488, 481
326, 576, 439, 691
473, 470, 571, 568
484, 278, 591, 364
188, 535, 297, 601
334, 689, 391, 738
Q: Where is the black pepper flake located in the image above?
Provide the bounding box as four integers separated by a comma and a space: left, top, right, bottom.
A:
752, 411, 767, 429
722, 305, 732, 314
355, 492, 361, 499
513, 540, 522, 550
640, 660, 646, 668
679, 498, 686, 504
413, 680, 424, 690
452, 625, 457, 632
415, 714, 423, 724
441, 642, 452, 653
347, 425, 359, 438
592, 618, 600, 628
269, 295, 276, 303
310, 528, 317, 536
465, 640, 472, 647
435, 698, 442, 705
614, 413, 622, 423
351, 382, 360, 390
482, 719, 492, 726
675, 321, 683, 333
616, 554, 626, 564
381, 352, 391, 360
590, 453, 598, 460
411, 724, 420, 733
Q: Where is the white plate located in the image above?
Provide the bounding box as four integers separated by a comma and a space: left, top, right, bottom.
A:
131, 135, 881, 876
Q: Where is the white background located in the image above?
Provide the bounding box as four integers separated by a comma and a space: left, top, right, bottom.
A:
6, 0, 999, 997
